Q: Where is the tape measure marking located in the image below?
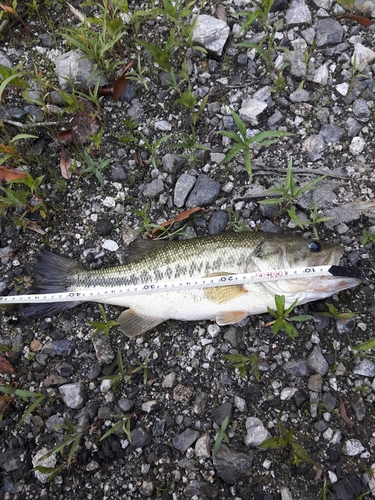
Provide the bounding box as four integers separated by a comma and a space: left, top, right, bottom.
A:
0, 265, 341, 305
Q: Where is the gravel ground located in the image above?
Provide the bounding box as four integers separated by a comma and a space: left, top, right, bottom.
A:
1, 0, 375, 499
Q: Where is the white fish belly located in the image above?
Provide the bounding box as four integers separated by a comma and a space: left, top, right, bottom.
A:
98, 284, 281, 321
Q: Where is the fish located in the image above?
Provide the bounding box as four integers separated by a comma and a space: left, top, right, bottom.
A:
23, 231, 362, 337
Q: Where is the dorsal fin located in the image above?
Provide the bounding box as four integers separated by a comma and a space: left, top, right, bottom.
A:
125, 239, 171, 263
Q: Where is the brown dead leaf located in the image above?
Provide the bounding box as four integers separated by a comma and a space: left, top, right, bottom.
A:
337, 13, 372, 26
58, 129, 73, 143
151, 207, 210, 237
216, 4, 227, 23
60, 146, 72, 180
0, 166, 27, 182
24, 219, 46, 235
0, 143, 18, 156
0, 356, 15, 375
339, 398, 355, 428
113, 60, 134, 101
71, 110, 100, 145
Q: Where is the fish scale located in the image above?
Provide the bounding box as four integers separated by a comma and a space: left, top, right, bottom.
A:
14, 231, 363, 337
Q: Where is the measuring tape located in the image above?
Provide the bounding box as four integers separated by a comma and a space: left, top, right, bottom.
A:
0, 265, 365, 305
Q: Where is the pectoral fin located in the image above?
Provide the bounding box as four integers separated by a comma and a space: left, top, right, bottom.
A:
117, 309, 166, 337
216, 311, 248, 325
204, 273, 247, 304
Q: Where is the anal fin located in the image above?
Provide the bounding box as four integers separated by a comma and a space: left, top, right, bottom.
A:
216, 311, 248, 325
117, 309, 166, 337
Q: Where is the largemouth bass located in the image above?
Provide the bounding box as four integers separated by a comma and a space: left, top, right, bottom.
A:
23, 232, 362, 337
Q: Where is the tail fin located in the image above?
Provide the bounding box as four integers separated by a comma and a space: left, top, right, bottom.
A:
23, 251, 83, 318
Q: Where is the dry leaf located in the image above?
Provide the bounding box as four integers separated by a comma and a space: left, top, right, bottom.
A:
71, 111, 100, 145
151, 207, 209, 237
67, 2, 90, 26
24, 219, 46, 235
339, 398, 355, 428
60, 146, 72, 180
337, 13, 372, 26
58, 129, 73, 143
0, 357, 15, 375
0, 166, 27, 181
216, 4, 227, 23
113, 60, 134, 101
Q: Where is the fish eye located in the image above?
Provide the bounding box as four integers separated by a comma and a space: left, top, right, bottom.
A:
308, 240, 322, 252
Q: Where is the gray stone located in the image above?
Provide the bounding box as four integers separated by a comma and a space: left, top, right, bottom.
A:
194, 432, 212, 457
59, 381, 86, 409
39, 33, 54, 48
192, 15, 230, 57
143, 179, 164, 198
55, 50, 108, 91
353, 358, 375, 377
289, 88, 310, 102
92, 333, 115, 365
307, 346, 329, 375
127, 98, 144, 119
118, 398, 135, 412
290, 50, 307, 78
162, 154, 186, 174
174, 173, 196, 207
320, 124, 345, 142
308, 373, 323, 392
208, 211, 229, 234
0, 448, 25, 472
24, 105, 44, 122
43, 340, 76, 356
322, 392, 337, 411
283, 359, 308, 376
184, 480, 218, 499
213, 445, 254, 484
268, 110, 284, 127
0, 51, 13, 69
212, 401, 233, 426
315, 18, 344, 47
352, 98, 371, 122
342, 439, 365, 456
172, 428, 200, 452
45, 415, 65, 433
239, 98, 267, 125
130, 427, 150, 448
119, 82, 136, 103
185, 174, 220, 208
302, 134, 326, 161
314, 420, 329, 432
244, 417, 271, 447
286, 0, 312, 24
351, 397, 366, 421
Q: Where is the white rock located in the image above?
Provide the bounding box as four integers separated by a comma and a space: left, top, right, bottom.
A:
192, 15, 230, 56
154, 120, 172, 131
32, 447, 57, 483
239, 99, 267, 125
349, 136, 366, 155
336, 82, 349, 96
352, 43, 375, 71
313, 64, 329, 85
342, 439, 365, 456
102, 239, 119, 252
